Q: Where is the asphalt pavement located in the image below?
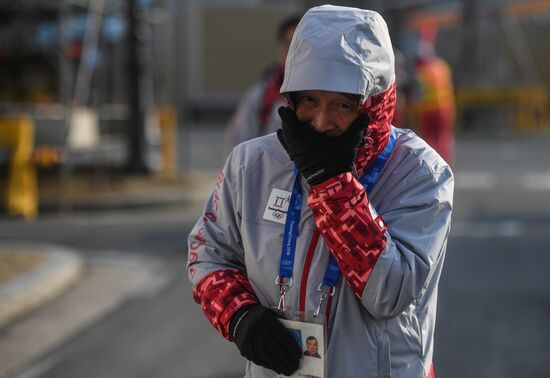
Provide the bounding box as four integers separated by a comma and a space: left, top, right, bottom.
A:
1, 124, 550, 378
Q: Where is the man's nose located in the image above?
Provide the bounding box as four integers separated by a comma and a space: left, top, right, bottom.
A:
311, 107, 336, 133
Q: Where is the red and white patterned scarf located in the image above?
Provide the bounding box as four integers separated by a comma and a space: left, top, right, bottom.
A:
355, 81, 397, 178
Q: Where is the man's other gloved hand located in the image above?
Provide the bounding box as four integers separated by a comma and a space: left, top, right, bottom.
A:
230, 304, 301, 375
277, 106, 370, 185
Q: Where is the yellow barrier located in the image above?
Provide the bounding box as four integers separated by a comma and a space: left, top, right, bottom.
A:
0, 116, 37, 220
456, 87, 549, 132
157, 106, 177, 177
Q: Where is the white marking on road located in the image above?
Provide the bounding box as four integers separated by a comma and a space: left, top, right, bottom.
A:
14, 355, 60, 378
451, 220, 526, 238
84, 251, 176, 298
454, 171, 497, 191
522, 172, 550, 191
455, 171, 550, 191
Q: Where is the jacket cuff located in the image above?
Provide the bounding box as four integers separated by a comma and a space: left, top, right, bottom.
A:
193, 269, 259, 340
309, 172, 358, 199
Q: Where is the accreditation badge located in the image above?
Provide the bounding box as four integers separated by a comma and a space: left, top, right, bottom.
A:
276, 317, 326, 378
263, 188, 292, 225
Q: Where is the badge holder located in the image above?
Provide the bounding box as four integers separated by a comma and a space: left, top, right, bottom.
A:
274, 278, 327, 378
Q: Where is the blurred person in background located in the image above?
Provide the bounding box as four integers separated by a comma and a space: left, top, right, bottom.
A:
408, 25, 456, 167
189, 5, 453, 377
225, 14, 301, 151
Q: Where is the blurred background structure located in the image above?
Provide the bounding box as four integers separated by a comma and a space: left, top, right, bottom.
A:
1, 0, 550, 214
0, 0, 550, 377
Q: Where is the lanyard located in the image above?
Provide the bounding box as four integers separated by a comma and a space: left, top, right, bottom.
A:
279, 166, 302, 280
360, 126, 396, 192
277, 127, 397, 313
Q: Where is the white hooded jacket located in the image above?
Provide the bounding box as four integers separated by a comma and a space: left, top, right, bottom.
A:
188, 5, 453, 377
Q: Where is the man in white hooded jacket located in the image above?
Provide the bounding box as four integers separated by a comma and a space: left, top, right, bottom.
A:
188, 5, 453, 378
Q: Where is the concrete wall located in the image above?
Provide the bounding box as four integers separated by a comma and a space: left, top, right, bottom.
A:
181, 4, 302, 114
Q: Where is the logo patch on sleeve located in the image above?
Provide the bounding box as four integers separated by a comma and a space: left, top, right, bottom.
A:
263, 188, 291, 224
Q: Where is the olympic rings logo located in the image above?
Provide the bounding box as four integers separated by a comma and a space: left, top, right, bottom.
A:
272, 212, 285, 219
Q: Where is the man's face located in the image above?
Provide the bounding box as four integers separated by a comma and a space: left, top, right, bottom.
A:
294, 90, 361, 137
306, 339, 318, 355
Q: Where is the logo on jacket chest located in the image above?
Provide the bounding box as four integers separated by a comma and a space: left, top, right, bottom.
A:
263, 188, 291, 225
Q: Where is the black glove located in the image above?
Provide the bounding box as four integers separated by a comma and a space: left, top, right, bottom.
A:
277, 106, 370, 185
230, 304, 301, 375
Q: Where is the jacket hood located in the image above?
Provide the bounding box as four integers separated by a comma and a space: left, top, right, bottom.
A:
280, 5, 396, 174
280, 5, 395, 103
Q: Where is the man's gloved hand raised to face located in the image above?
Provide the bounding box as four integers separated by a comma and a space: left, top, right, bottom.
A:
277, 106, 370, 185
230, 304, 302, 376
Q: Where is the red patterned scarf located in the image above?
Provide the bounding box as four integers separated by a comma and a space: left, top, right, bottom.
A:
355, 81, 396, 178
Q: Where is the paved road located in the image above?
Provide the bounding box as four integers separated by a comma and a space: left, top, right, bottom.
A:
1, 128, 550, 378
436, 134, 550, 377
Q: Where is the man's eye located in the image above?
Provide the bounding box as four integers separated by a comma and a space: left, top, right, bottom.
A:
338, 103, 353, 110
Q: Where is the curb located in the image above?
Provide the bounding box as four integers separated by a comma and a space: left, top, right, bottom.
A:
0, 243, 84, 330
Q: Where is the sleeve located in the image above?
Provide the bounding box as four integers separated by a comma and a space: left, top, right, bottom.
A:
308, 172, 387, 299
308, 167, 453, 320
187, 151, 259, 340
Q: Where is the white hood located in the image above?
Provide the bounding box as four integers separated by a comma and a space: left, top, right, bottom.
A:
280, 5, 395, 104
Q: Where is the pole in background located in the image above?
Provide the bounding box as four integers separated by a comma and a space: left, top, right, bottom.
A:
126, 0, 158, 173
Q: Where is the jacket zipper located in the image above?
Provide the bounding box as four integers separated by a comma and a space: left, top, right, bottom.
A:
299, 229, 321, 321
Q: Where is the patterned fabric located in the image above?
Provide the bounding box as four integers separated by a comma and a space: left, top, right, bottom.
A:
308, 172, 387, 299
355, 82, 396, 178
193, 269, 259, 340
